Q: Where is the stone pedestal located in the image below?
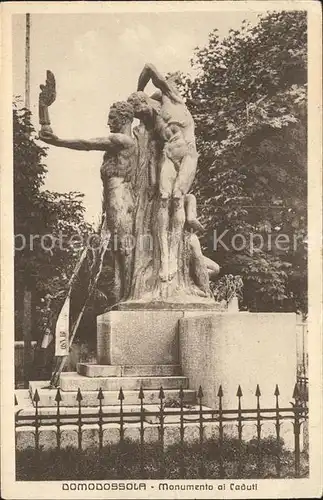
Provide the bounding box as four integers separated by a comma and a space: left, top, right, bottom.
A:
21, 310, 302, 451
179, 312, 297, 409
179, 312, 298, 448
97, 310, 184, 365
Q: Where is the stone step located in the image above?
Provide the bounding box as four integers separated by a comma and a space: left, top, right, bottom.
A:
60, 372, 188, 392
77, 363, 181, 378
17, 404, 144, 424
29, 381, 196, 408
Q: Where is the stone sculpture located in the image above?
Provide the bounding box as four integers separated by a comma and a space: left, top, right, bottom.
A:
39, 66, 219, 310
128, 64, 199, 283
39, 73, 136, 302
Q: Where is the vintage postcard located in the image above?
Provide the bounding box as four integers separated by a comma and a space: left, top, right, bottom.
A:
1, 1, 322, 499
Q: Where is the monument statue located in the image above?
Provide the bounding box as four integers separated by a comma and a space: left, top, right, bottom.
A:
39, 66, 219, 306
128, 63, 199, 283
38, 66, 220, 385
39, 72, 136, 302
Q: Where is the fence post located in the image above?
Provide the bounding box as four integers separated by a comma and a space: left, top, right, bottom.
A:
179, 385, 185, 478
217, 385, 225, 478
236, 385, 243, 478
118, 387, 125, 478
158, 386, 165, 478
255, 384, 262, 476
197, 386, 205, 478
97, 387, 104, 453
292, 383, 301, 478
138, 386, 145, 478
55, 388, 62, 450
118, 387, 124, 442
274, 384, 281, 477
33, 388, 40, 452
76, 388, 83, 451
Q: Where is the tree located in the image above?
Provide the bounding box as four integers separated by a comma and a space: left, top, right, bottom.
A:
184, 10, 307, 313
13, 102, 93, 340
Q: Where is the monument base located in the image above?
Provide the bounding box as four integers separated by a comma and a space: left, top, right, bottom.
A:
180, 312, 297, 409
179, 311, 299, 449
114, 299, 224, 311
21, 311, 303, 451
97, 310, 183, 365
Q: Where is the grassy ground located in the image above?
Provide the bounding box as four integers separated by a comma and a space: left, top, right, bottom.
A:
16, 437, 309, 480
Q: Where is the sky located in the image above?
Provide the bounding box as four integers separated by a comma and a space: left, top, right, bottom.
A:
13, 11, 262, 223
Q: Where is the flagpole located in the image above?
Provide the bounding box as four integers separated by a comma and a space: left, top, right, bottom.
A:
25, 13, 31, 110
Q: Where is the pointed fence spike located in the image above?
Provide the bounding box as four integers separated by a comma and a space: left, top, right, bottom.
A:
33, 389, 40, 403
236, 385, 243, 397
197, 385, 204, 399
55, 388, 62, 402
255, 384, 261, 397
118, 387, 125, 401
138, 385, 144, 400
76, 388, 83, 402
292, 383, 300, 399
159, 386, 165, 400
179, 385, 184, 399
217, 385, 223, 397
15, 394, 18, 406
97, 387, 104, 400
274, 384, 280, 396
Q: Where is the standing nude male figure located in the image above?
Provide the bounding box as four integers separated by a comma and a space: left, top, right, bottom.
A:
39, 71, 136, 300
128, 64, 200, 282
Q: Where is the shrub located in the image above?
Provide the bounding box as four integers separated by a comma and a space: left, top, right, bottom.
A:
16, 436, 308, 480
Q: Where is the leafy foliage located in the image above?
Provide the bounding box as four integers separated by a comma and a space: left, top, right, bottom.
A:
184, 10, 307, 313
16, 437, 308, 479
212, 274, 244, 303
13, 102, 93, 339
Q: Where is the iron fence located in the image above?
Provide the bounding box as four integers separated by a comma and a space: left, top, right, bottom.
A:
15, 383, 308, 479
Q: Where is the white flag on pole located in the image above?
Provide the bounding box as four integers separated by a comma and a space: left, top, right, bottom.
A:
55, 295, 70, 356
